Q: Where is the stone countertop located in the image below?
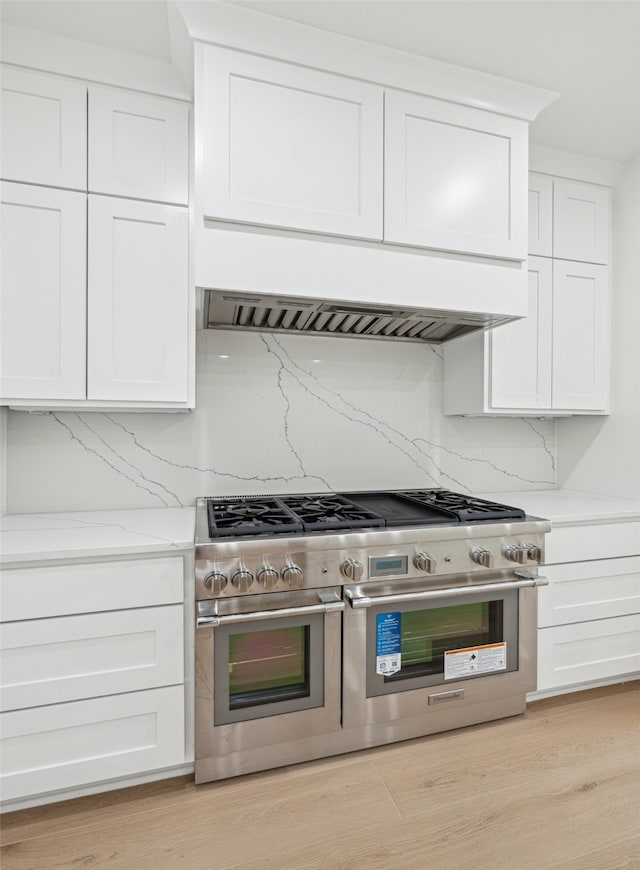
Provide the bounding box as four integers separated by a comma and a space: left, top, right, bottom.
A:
478, 489, 640, 527
0, 507, 196, 565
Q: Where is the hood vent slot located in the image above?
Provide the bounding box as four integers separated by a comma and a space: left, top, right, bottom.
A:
205, 291, 507, 344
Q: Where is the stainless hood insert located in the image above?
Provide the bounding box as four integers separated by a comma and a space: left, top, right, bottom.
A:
203, 290, 512, 344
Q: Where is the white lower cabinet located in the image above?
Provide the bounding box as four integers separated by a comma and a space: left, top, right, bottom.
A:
0, 555, 187, 808
534, 526, 640, 696
1, 686, 185, 802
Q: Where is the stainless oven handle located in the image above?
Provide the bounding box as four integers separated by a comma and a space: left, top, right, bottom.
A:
345, 575, 548, 609
197, 597, 345, 628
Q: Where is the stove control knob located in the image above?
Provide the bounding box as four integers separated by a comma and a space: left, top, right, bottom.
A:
281, 563, 303, 589
257, 564, 280, 590
231, 568, 254, 593
526, 544, 543, 563
503, 545, 528, 564
203, 571, 228, 595
414, 552, 436, 574
471, 547, 493, 569
341, 558, 363, 582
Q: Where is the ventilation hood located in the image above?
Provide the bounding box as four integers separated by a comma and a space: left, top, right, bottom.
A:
203, 290, 512, 344
196, 226, 529, 345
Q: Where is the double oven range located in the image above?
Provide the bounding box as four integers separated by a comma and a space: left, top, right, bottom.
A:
195, 489, 550, 784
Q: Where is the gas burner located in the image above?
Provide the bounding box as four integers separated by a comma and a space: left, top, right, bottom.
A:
281, 495, 385, 532
207, 497, 302, 538
397, 489, 526, 522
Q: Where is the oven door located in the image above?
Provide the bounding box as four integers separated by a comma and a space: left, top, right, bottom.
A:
195, 587, 343, 782
342, 571, 545, 729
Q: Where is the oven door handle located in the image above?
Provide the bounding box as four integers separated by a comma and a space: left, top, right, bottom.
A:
196, 595, 345, 628
345, 574, 548, 609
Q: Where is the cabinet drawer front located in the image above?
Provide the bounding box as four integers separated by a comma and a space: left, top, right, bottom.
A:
384, 89, 527, 259
199, 45, 383, 240
538, 557, 640, 627
0, 686, 185, 802
1, 606, 183, 711
545, 522, 640, 564
89, 87, 188, 204
537, 615, 640, 691
1, 557, 184, 621
1, 67, 87, 190
0, 182, 87, 401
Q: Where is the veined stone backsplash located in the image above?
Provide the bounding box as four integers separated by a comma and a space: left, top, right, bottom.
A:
5, 330, 556, 513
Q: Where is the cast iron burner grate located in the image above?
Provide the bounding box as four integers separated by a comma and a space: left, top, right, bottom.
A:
396, 489, 526, 523
280, 495, 386, 533
207, 498, 302, 538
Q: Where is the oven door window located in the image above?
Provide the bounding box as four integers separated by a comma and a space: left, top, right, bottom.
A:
214, 613, 325, 725
366, 589, 518, 697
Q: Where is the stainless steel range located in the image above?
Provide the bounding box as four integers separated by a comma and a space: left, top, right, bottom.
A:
194, 489, 550, 784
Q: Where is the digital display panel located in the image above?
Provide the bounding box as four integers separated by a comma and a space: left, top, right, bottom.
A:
369, 555, 408, 578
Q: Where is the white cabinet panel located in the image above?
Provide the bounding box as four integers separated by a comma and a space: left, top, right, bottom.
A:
528, 172, 553, 256
1, 606, 184, 711
0, 183, 86, 401
89, 87, 188, 204
545, 522, 640, 564
537, 615, 640, 691
200, 46, 383, 239
1, 67, 87, 190
553, 179, 610, 264
384, 89, 527, 259
1, 557, 184, 622
490, 256, 552, 409
538, 557, 640, 628
552, 260, 608, 410
87, 196, 189, 402
0, 686, 185, 801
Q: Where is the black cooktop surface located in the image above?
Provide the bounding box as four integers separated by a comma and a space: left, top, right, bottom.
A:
205, 489, 526, 539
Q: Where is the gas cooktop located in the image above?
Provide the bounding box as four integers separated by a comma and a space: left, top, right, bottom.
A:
204, 489, 526, 540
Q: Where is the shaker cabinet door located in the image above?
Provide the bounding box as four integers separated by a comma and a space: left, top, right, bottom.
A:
89, 87, 189, 204
528, 172, 553, 256
199, 46, 384, 240
489, 256, 553, 409
87, 196, 189, 402
551, 260, 609, 410
1, 67, 87, 190
0, 183, 86, 401
553, 179, 610, 264
384, 89, 527, 259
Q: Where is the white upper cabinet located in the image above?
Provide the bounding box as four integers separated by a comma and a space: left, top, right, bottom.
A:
384, 90, 528, 259
87, 196, 189, 402
551, 260, 609, 410
553, 179, 610, 264
199, 46, 384, 240
528, 172, 553, 256
0, 67, 87, 190
89, 87, 189, 204
490, 256, 553, 409
0, 183, 86, 401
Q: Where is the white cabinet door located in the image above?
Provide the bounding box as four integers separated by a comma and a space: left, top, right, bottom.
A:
384, 89, 527, 259
553, 179, 610, 264
87, 196, 189, 402
0, 685, 185, 801
552, 260, 609, 410
0, 183, 86, 401
1, 67, 87, 190
537, 615, 640, 691
489, 256, 552, 409
528, 172, 553, 256
89, 87, 188, 204
199, 46, 383, 240
1, 605, 184, 711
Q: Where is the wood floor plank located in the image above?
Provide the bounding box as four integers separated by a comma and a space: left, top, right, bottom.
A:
550, 835, 640, 869
0, 760, 400, 869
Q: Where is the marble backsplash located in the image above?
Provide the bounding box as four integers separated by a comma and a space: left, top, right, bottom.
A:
4, 330, 556, 513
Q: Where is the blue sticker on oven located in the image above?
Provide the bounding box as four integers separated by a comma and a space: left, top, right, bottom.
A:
376, 612, 401, 675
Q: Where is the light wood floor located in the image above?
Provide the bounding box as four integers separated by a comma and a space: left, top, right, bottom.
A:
1, 682, 639, 870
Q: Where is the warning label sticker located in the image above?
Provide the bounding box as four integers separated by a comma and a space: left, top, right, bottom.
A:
376, 612, 401, 675
444, 642, 507, 680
